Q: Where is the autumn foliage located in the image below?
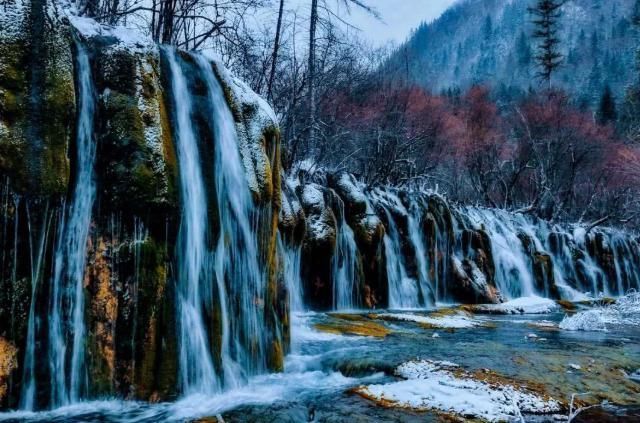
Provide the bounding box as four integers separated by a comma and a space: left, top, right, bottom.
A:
318, 83, 640, 225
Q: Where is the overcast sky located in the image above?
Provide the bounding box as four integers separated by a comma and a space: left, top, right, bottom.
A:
342, 0, 458, 45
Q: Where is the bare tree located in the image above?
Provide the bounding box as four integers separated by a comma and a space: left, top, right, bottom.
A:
267, 0, 285, 101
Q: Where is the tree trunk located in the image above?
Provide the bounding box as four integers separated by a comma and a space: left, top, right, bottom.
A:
307, 0, 318, 152
267, 0, 285, 101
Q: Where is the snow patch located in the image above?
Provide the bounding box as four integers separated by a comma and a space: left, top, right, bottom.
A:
559, 291, 640, 332
473, 296, 559, 315
358, 359, 560, 421
302, 184, 325, 212
0, 0, 27, 42
377, 312, 480, 329
68, 15, 152, 51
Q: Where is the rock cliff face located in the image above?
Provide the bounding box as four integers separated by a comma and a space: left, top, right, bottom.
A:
0, 0, 283, 409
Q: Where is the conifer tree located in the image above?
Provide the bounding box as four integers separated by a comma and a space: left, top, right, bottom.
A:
529, 0, 565, 88
597, 85, 617, 125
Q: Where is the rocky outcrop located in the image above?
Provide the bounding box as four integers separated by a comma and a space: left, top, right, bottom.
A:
93, 41, 178, 218
330, 173, 385, 308
298, 182, 337, 310
0, 2, 285, 410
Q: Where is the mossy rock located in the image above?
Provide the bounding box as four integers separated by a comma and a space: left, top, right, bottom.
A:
0, 17, 74, 196
93, 42, 178, 216
532, 252, 559, 299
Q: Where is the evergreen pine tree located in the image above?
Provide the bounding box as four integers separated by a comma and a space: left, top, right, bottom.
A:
529, 0, 565, 88
597, 85, 617, 125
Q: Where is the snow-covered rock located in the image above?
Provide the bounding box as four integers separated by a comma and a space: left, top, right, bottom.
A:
559, 291, 640, 331
330, 172, 367, 216
279, 178, 306, 243
376, 312, 480, 329
451, 256, 502, 304
357, 359, 560, 421
471, 296, 559, 315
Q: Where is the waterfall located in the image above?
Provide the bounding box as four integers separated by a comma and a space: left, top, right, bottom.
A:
164, 48, 219, 395
330, 192, 361, 310
382, 207, 420, 309
407, 198, 434, 306
610, 234, 640, 295
46, 39, 97, 408
462, 207, 537, 299
459, 206, 640, 300
19, 202, 53, 410
278, 234, 304, 312
371, 189, 425, 309
197, 55, 268, 386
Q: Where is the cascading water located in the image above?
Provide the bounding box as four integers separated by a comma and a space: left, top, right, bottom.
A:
610, 233, 640, 295
278, 234, 304, 312
196, 55, 268, 386
371, 189, 424, 309
44, 39, 97, 408
407, 198, 434, 306
381, 207, 420, 309
19, 202, 53, 411
164, 48, 218, 395
461, 207, 537, 299
459, 206, 640, 299
330, 191, 361, 310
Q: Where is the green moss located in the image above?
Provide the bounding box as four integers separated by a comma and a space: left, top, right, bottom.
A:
0, 90, 21, 122
158, 88, 178, 204
0, 41, 27, 91
0, 41, 28, 191
40, 67, 74, 195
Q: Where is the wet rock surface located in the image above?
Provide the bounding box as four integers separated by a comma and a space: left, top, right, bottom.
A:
0, 1, 284, 409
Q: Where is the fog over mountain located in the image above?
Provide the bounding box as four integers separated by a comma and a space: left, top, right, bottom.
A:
385, 0, 637, 106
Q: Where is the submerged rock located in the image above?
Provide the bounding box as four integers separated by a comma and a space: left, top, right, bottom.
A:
314, 314, 391, 338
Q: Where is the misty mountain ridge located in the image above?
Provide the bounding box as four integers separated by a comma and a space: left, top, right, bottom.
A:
386, 0, 638, 106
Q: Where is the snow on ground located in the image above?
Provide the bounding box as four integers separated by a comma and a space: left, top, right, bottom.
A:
472, 296, 559, 315
559, 291, 640, 331
357, 359, 560, 422
376, 312, 480, 329
68, 15, 152, 50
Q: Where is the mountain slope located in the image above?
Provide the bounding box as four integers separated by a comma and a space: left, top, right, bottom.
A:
385, 0, 637, 105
